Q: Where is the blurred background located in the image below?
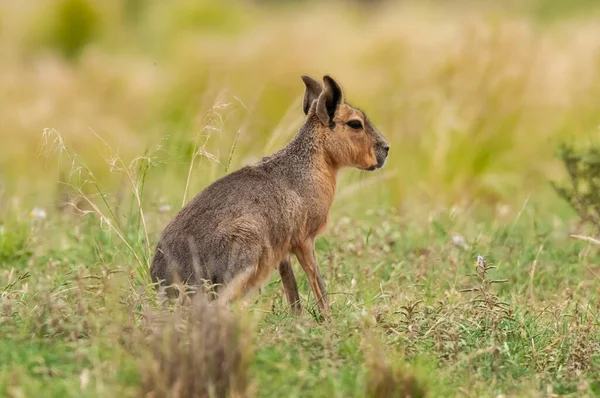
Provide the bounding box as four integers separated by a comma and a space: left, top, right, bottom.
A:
1, 0, 600, 215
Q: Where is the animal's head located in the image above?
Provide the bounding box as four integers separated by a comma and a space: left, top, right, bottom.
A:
301, 74, 389, 171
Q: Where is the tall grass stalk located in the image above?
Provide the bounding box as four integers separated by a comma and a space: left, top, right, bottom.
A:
181, 100, 229, 208
41, 128, 155, 283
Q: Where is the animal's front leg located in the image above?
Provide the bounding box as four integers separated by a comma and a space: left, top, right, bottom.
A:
294, 240, 329, 318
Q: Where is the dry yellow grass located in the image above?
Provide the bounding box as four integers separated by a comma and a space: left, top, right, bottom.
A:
1, 0, 600, 208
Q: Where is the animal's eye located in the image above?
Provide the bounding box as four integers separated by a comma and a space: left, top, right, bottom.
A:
346, 120, 363, 130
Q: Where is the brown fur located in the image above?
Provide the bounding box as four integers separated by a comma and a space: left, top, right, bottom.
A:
150, 75, 389, 318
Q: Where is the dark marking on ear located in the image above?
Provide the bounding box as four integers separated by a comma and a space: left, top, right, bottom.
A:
301, 75, 322, 115
322, 76, 342, 118
316, 75, 344, 126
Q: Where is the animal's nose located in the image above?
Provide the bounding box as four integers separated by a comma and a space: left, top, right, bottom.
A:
383, 144, 390, 153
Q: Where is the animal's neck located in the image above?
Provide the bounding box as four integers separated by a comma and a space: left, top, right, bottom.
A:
264, 122, 339, 203
287, 123, 338, 179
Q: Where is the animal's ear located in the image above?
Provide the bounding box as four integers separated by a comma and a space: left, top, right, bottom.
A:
301, 75, 322, 115
316, 75, 344, 126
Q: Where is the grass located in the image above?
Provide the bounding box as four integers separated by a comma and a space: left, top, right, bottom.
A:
1, 190, 600, 396
2, 0, 600, 396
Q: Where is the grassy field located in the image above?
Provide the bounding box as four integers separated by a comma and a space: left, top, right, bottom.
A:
1, 0, 600, 397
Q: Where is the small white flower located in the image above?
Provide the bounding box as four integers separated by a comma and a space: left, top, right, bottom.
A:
474, 255, 486, 272
80, 369, 90, 390
497, 204, 511, 218
452, 234, 469, 249
158, 205, 171, 214
351, 278, 357, 287
339, 216, 351, 225
29, 207, 47, 221
361, 307, 368, 317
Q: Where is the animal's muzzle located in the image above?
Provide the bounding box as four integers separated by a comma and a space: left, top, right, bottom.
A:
374, 142, 389, 169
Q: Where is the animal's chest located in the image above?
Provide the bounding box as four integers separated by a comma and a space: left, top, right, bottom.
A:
303, 195, 332, 238
304, 211, 328, 237
288, 175, 335, 242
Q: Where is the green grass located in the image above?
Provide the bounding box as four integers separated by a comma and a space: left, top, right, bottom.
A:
1, 193, 599, 397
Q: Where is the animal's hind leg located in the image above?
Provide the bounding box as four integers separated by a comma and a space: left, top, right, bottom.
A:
216, 249, 267, 306
278, 257, 302, 315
